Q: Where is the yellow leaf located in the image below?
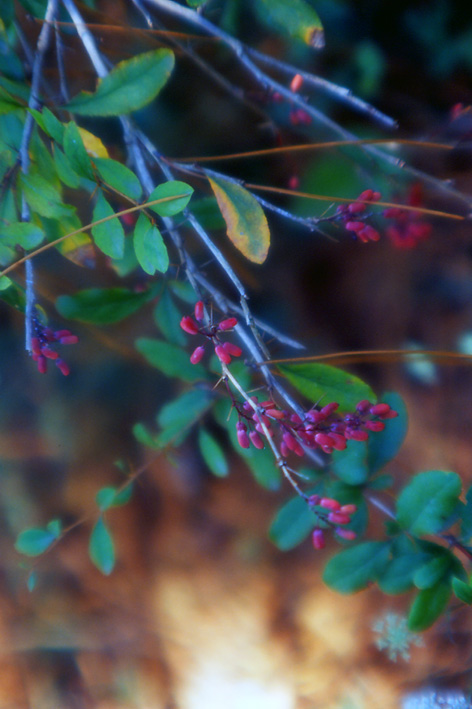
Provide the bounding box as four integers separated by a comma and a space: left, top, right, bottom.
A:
77, 127, 108, 158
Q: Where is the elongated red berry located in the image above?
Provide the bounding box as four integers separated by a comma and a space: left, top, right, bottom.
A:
314, 433, 336, 448
59, 335, 79, 345
218, 317, 238, 331
236, 422, 250, 449
249, 430, 264, 449
339, 504, 357, 515
31, 337, 42, 356
356, 399, 371, 413
364, 420, 385, 432
290, 73, 304, 92
335, 528, 357, 541
320, 402, 339, 417
328, 512, 351, 525
312, 528, 325, 550
308, 494, 321, 505
190, 345, 205, 364
180, 316, 199, 335
369, 403, 390, 416
194, 300, 204, 322
345, 221, 365, 233
42, 346, 58, 360
55, 359, 70, 376
345, 429, 369, 441
358, 189, 374, 202
266, 408, 285, 420
319, 498, 341, 511
37, 355, 47, 374
215, 344, 231, 364
348, 202, 366, 215
222, 342, 242, 357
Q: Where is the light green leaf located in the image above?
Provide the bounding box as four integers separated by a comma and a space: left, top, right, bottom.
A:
0, 86, 24, 114
89, 517, 115, 575
56, 286, 154, 324
91, 190, 125, 259
46, 519, 62, 538
63, 122, 94, 180
96, 485, 133, 510
154, 288, 187, 346
278, 362, 376, 412
255, 0, 324, 48
147, 181, 194, 217
198, 428, 229, 477
136, 337, 209, 382
29, 107, 64, 144
408, 582, 451, 631
396, 470, 462, 536
53, 146, 81, 188
323, 541, 390, 593
0, 221, 45, 249
94, 157, 142, 201
66, 49, 174, 116
19, 172, 72, 219
133, 212, 169, 274
208, 175, 269, 264
15, 528, 56, 556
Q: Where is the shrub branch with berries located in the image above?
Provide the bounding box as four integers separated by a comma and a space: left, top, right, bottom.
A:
3, 0, 472, 635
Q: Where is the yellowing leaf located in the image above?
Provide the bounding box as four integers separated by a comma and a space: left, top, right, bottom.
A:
208, 175, 270, 264
77, 127, 108, 158
255, 0, 324, 49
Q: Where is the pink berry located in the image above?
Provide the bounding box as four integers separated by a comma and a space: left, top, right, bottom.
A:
358, 189, 374, 202
288, 175, 300, 190
314, 433, 336, 449
194, 301, 204, 322
339, 504, 357, 515
215, 344, 231, 364
218, 317, 238, 331
265, 408, 285, 420
312, 529, 326, 550
359, 225, 380, 242
249, 430, 264, 449
222, 342, 242, 357
190, 345, 205, 364
356, 399, 371, 413
364, 420, 385, 432
37, 355, 47, 374
319, 498, 341, 511
42, 346, 58, 360
348, 202, 366, 215
369, 403, 391, 416
59, 335, 79, 345
345, 220, 365, 233
55, 358, 70, 376
335, 528, 357, 541
328, 512, 351, 525
236, 422, 250, 449
180, 316, 199, 335
31, 337, 42, 356
290, 73, 304, 92
345, 429, 369, 441
308, 494, 321, 505
320, 402, 339, 416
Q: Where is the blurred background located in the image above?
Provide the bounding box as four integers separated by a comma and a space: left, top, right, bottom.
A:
2, 0, 472, 706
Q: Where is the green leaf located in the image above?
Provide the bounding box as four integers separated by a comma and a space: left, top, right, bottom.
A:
322, 541, 390, 594
66, 49, 174, 116
460, 485, 472, 541
0, 278, 25, 311
198, 428, 228, 477
154, 288, 187, 346
56, 286, 154, 324
133, 212, 169, 274
94, 157, 142, 201
157, 389, 214, 446
147, 181, 194, 217
452, 577, 472, 605
269, 494, 316, 550
46, 519, 62, 538
53, 146, 81, 189
332, 440, 369, 485
63, 122, 94, 180
396, 470, 462, 536
408, 582, 451, 631
207, 174, 270, 264
89, 517, 115, 575
19, 172, 72, 219
255, 0, 324, 48
0, 86, 24, 114
30, 107, 64, 144
15, 528, 56, 556
91, 190, 125, 259
368, 392, 408, 473
27, 571, 37, 592
0, 221, 45, 249
96, 485, 133, 510
133, 422, 161, 448
378, 554, 424, 595
136, 337, 209, 382
278, 363, 376, 413
413, 552, 453, 590
368, 474, 394, 491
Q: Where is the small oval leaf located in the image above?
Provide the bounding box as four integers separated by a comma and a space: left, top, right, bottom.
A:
15, 528, 56, 556
91, 190, 125, 259
89, 517, 115, 575
147, 181, 193, 217
198, 428, 229, 478
133, 212, 168, 274
396, 470, 462, 536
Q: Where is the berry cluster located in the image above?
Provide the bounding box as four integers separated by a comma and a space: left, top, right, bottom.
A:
310, 496, 358, 549
180, 302, 242, 365
234, 396, 397, 457
31, 312, 78, 375
383, 183, 431, 249
336, 189, 382, 243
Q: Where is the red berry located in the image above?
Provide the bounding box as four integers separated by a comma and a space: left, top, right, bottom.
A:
345, 429, 369, 441
369, 403, 391, 416
290, 73, 304, 92
335, 528, 357, 541
249, 430, 264, 449
222, 342, 242, 357
364, 420, 385, 432
358, 189, 374, 202
356, 399, 371, 413
345, 220, 365, 233
265, 408, 285, 420
328, 512, 351, 525
339, 504, 357, 515
288, 175, 300, 190
55, 359, 70, 376
314, 433, 336, 449
180, 316, 199, 335
312, 529, 326, 550
218, 317, 238, 331
320, 402, 339, 417
59, 335, 79, 345
308, 494, 321, 505
42, 346, 58, 360
190, 345, 205, 364
319, 498, 341, 511
215, 344, 231, 364
348, 202, 366, 215
37, 355, 47, 374
194, 301, 204, 322
31, 337, 42, 356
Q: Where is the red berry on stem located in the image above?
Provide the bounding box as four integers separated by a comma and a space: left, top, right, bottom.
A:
180, 316, 199, 335
249, 430, 264, 449
327, 512, 351, 525
290, 73, 304, 92
194, 301, 204, 322
215, 345, 232, 364
335, 528, 357, 541
319, 498, 341, 511
222, 342, 242, 357
236, 422, 250, 449
312, 529, 325, 550
190, 345, 205, 364
55, 359, 70, 376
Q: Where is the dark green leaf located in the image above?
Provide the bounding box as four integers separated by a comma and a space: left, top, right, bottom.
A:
396, 470, 462, 536
91, 190, 125, 259
460, 485, 472, 541
94, 157, 142, 201
63, 122, 94, 180
136, 337, 209, 382
154, 288, 187, 346
29, 107, 64, 144
15, 528, 56, 556
322, 541, 390, 593
133, 212, 168, 274
408, 582, 451, 631
66, 49, 174, 116
198, 428, 229, 477
133, 422, 161, 448
378, 554, 423, 595
53, 147, 81, 189
368, 474, 394, 491
56, 287, 153, 324
413, 552, 453, 590
208, 174, 269, 264
452, 577, 472, 605
89, 517, 115, 575
0, 278, 25, 311
0, 221, 45, 249
254, 0, 324, 48
19, 172, 72, 219
147, 181, 194, 217
278, 363, 376, 412
368, 392, 408, 473
332, 440, 369, 485
269, 494, 316, 550
0, 86, 24, 114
